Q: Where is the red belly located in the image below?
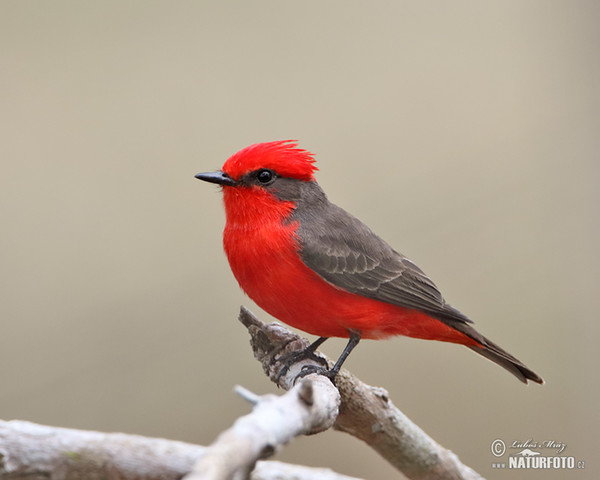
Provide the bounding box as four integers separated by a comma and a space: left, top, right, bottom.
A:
223, 221, 476, 346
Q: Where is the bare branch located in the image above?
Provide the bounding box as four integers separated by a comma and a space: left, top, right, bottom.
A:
239, 306, 484, 480
1, 306, 483, 480
0, 420, 203, 480
183, 374, 340, 480
0, 420, 362, 480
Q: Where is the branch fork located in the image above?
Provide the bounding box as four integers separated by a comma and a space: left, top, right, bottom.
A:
237, 306, 484, 480
0, 307, 484, 480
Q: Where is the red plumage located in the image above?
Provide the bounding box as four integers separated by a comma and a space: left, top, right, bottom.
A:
222, 180, 476, 344
223, 140, 317, 182
196, 141, 543, 384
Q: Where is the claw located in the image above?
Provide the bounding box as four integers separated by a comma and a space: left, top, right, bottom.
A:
293, 364, 337, 385
274, 337, 329, 383
273, 331, 361, 386
275, 349, 329, 383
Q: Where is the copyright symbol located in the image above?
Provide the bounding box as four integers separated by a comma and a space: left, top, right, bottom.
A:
491, 439, 506, 457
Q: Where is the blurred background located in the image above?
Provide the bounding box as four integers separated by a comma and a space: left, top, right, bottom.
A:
2, 1, 598, 478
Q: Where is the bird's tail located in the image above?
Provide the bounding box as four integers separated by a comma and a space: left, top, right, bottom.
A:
467, 336, 544, 384
448, 319, 543, 384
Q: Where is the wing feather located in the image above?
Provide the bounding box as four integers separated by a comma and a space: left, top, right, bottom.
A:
292, 194, 472, 326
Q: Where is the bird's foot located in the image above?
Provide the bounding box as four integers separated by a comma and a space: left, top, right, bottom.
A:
294, 364, 338, 385
274, 347, 329, 384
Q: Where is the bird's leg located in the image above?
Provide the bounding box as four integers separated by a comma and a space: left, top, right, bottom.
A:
296, 330, 362, 384
329, 329, 362, 376
275, 336, 330, 382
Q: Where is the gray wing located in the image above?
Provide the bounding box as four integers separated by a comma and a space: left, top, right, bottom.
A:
293, 201, 472, 326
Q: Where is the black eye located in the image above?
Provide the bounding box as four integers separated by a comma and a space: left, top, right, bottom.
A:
256, 169, 275, 184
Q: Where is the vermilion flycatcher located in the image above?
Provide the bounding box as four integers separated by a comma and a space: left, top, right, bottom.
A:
196, 141, 543, 384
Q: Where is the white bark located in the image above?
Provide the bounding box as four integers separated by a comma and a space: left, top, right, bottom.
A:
0, 306, 485, 480
183, 375, 340, 480
239, 306, 484, 480
0, 420, 362, 480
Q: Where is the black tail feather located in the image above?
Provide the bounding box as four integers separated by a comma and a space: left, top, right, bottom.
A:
467, 339, 544, 384
449, 320, 544, 384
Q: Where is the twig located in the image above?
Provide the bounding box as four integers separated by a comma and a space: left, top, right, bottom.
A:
234, 384, 261, 405
239, 306, 484, 480
0, 420, 362, 480
183, 375, 340, 480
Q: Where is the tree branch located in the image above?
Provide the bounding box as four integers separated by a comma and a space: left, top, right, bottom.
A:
0, 420, 362, 480
239, 306, 484, 480
183, 375, 340, 480
1, 307, 484, 480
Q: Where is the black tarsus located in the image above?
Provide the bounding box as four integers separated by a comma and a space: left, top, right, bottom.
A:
275, 336, 330, 383
295, 330, 362, 383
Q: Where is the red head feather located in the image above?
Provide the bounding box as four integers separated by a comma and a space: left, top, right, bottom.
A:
222, 140, 317, 181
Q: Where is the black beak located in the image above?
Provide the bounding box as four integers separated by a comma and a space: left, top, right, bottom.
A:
195, 171, 237, 187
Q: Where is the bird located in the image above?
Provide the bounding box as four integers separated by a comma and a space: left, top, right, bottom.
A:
195, 140, 543, 384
